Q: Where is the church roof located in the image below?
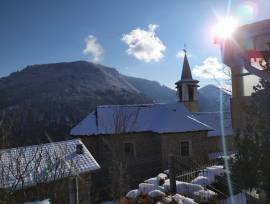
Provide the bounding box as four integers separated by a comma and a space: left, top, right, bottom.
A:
70, 103, 211, 136
193, 112, 233, 137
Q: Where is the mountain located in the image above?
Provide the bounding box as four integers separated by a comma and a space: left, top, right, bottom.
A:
0, 61, 150, 146
0, 61, 230, 147
198, 85, 231, 112
0, 61, 173, 147
124, 76, 176, 103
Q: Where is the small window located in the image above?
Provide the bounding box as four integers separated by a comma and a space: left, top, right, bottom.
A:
180, 141, 190, 156
188, 85, 194, 101
124, 142, 135, 158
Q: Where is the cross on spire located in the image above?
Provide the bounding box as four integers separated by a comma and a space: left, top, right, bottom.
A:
181, 47, 193, 80
183, 44, 187, 54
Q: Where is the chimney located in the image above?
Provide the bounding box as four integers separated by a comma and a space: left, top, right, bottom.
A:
76, 144, 84, 154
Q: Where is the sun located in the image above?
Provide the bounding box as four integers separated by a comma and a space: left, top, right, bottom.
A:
212, 17, 239, 40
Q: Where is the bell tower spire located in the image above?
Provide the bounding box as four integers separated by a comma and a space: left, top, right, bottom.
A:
175, 48, 199, 112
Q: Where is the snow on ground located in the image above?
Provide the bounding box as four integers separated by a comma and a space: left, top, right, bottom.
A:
144, 177, 160, 186
176, 182, 204, 196
148, 190, 166, 198
126, 189, 140, 199
198, 165, 225, 183
24, 199, 50, 204
191, 176, 211, 186
125, 166, 223, 203
139, 183, 157, 195
158, 173, 168, 180
193, 189, 217, 202
173, 194, 197, 204
163, 179, 204, 195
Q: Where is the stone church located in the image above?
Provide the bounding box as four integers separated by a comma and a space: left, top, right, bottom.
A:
70, 50, 234, 200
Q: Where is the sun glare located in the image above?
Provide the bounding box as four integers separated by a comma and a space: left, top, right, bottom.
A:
213, 17, 239, 40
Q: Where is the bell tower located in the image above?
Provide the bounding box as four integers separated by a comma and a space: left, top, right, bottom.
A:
175, 49, 199, 112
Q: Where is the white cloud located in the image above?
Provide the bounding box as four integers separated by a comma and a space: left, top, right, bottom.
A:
176, 50, 192, 59
121, 24, 166, 63
83, 35, 103, 62
192, 57, 230, 79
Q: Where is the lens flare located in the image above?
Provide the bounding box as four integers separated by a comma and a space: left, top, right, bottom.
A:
237, 1, 258, 23
212, 17, 239, 40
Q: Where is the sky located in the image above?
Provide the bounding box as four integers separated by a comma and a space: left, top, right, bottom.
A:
1, 0, 269, 89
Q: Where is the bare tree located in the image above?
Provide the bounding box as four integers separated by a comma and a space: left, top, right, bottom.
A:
0, 110, 15, 149
212, 66, 232, 94
101, 106, 140, 201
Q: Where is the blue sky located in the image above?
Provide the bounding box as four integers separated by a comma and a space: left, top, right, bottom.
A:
1, 0, 269, 88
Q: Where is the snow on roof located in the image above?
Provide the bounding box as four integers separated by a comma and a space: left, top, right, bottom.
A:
0, 139, 100, 190
70, 103, 211, 136
192, 112, 233, 137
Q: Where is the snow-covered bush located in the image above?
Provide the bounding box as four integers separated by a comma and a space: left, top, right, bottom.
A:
173, 194, 197, 204
158, 173, 167, 180
148, 190, 165, 198
163, 179, 176, 193
24, 199, 51, 204
176, 182, 204, 196
191, 176, 210, 186
193, 189, 217, 202
144, 177, 159, 186
144, 173, 168, 187
163, 179, 204, 196
124, 168, 222, 203
198, 165, 224, 184
138, 183, 156, 195
157, 173, 167, 184
126, 189, 140, 199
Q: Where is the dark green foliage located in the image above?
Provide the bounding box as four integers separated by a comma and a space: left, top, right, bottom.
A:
231, 129, 260, 190
232, 80, 270, 199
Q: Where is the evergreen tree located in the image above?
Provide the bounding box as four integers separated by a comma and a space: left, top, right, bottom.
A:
232, 80, 270, 199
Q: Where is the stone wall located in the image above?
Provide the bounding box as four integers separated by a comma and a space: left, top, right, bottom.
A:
160, 131, 209, 169
80, 130, 209, 201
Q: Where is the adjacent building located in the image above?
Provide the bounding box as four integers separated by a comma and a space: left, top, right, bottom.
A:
216, 19, 270, 129
0, 139, 100, 204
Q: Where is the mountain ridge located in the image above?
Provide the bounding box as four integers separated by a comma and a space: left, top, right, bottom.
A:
0, 60, 230, 147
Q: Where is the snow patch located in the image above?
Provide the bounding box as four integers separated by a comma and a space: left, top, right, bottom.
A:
176, 182, 204, 196
191, 176, 211, 186
173, 194, 197, 204
139, 183, 156, 195
126, 189, 140, 199
198, 165, 225, 183
24, 199, 50, 204
193, 189, 217, 202
148, 190, 166, 198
